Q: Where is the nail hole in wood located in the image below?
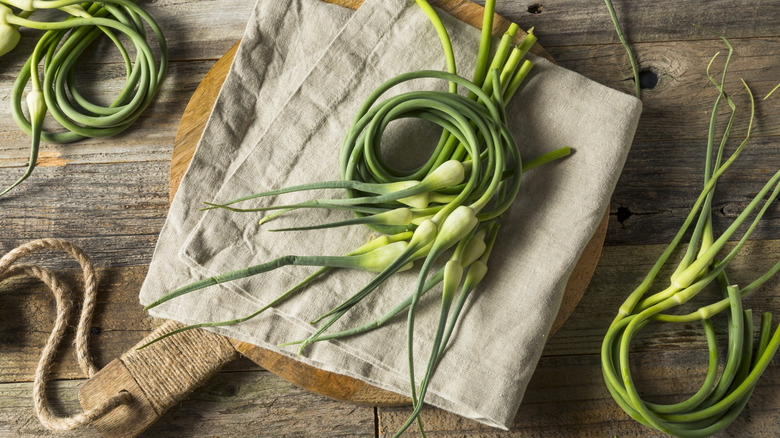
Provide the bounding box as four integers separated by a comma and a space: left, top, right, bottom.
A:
639, 69, 658, 90
616, 206, 632, 224
527, 3, 544, 14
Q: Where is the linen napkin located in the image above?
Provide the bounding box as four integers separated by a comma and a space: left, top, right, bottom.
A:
140, 0, 642, 429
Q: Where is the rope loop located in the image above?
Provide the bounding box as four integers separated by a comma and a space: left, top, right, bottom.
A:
0, 238, 131, 430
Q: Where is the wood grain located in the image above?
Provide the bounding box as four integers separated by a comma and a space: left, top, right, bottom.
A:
2, 0, 780, 436
4, 39, 780, 174
0, 370, 376, 437
5, 239, 778, 381
378, 349, 780, 437
485, 0, 780, 47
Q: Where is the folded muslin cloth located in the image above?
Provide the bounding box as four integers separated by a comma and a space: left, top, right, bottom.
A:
140, 0, 642, 429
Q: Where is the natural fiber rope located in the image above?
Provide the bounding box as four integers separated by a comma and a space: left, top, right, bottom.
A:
0, 238, 131, 431
120, 320, 237, 414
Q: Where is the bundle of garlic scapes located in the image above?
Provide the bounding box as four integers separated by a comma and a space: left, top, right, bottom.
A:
143, 1, 569, 435
601, 31, 780, 437
0, 0, 167, 197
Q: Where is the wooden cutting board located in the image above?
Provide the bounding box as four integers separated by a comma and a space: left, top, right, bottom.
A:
79, 1, 608, 436
170, 7, 608, 399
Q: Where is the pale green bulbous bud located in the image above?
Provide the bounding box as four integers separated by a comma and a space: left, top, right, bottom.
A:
373, 208, 413, 226
0, 23, 20, 57
463, 261, 488, 289
59, 4, 91, 18
0, 6, 21, 57
354, 241, 408, 272
398, 192, 429, 209
384, 180, 419, 192
386, 230, 414, 243
433, 206, 478, 253
408, 219, 437, 250
460, 234, 487, 267
428, 192, 457, 204
442, 260, 463, 302
350, 235, 391, 255
383, 180, 428, 208
411, 214, 433, 226
421, 160, 465, 191
410, 241, 432, 261
26, 89, 47, 125
4, 0, 33, 12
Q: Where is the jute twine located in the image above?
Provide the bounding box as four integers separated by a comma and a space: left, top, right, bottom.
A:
0, 238, 131, 431
119, 319, 238, 415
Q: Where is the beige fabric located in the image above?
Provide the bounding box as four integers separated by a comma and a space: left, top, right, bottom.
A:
140, 0, 641, 429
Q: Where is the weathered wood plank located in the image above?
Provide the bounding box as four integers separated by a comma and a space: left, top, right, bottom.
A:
0, 264, 263, 383
378, 350, 780, 437
607, 135, 780, 246
483, 0, 780, 47
0, 160, 169, 267
0, 370, 376, 437
5, 238, 779, 383
3, 37, 779, 173
546, 37, 780, 141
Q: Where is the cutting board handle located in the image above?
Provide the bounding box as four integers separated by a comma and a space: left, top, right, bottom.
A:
78, 321, 238, 437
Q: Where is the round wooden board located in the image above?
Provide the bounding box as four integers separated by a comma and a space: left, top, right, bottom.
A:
169, 22, 608, 406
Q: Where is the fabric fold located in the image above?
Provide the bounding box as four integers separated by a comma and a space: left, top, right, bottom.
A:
140, 0, 641, 429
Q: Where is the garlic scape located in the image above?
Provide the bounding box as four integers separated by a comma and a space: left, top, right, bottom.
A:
141, 1, 574, 436
601, 32, 780, 437
1, 0, 167, 197
0, 5, 21, 57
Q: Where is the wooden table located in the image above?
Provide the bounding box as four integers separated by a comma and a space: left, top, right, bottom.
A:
1, 1, 779, 436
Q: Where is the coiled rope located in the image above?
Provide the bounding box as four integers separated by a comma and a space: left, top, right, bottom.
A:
0, 238, 130, 430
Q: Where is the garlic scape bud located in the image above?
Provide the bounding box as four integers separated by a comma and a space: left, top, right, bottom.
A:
410, 215, 432, 226
463, 261, 488, 291
397, 193, 429, 209
431, 206, 478, 254
26, 89, 47, 127
348, 235, 392, 255
372, 207, 413, 226
4, 0, 33, 11
459, 228, 488, 267
410, 205, 442, 226
59, 4, 91, 18
370, 180, 428, 208
419, 160, 465, 192
408, 219, 438, 250
0, 6, 21, 57
352, 231, 415, 263
0, 86, 47, 196
442, 260, 463, 303
428, 192, 457, 204
351, 241, 413, 272
268, 207, 413, 232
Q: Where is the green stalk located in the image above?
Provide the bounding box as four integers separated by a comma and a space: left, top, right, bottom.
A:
601, 31, 780, 437
603, 0, 640, 99
137, 267, 331, 350
2, 0, 167, 197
